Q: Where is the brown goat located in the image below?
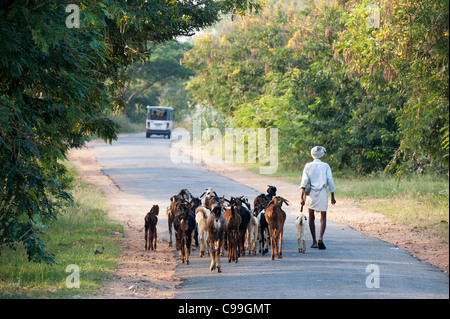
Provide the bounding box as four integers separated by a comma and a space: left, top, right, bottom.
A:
265, 196, 288, 260
253, 185, 277, 215
223, 205, 241, 263
144, 205, 159, 251
174, 200, 196, 264
230, 197, 250, 257
206, 205, 227, 272
167, 189, 196, 247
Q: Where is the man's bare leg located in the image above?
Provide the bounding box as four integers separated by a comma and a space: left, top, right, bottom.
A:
319, 211, 327, 241
317, 211, 327, 249
308, 208, 318, 248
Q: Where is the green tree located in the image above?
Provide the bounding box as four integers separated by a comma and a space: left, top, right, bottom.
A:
121, 41, 194, 123
184, 0, 401, 172
337, 0, 449, 174
184, 0, 448, 175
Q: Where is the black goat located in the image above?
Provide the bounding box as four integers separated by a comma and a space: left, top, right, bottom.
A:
253, 185, 277, 215
257, 209, 269, 255
231, 196, 251, 257
173, 200, 196, 264
144, 205, 159, 251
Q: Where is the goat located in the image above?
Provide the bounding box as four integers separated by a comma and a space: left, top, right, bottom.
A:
167, 192, 183, 247
196, 206, 210, 257
167, 189, 197, 247
144, 205, 159, 251
199, 187, 218, 209
206, 205, 227, 272
173, 200, 196, 264
257, 209, 269, 255
223, 205, 241, 263
179, 188, 194, 202
188, 196, 202, 248
265, 196, 288, 260
245, 211, 259, 255
295, 212, 308, 253
231, 196, 251, 256
253, 185, 277, 215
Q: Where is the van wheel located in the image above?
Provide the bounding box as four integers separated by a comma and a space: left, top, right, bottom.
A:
146, 133, 151, 138
167, 133, 171, 139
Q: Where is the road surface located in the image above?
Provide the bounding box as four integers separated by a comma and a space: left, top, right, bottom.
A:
91, 132, 449, 299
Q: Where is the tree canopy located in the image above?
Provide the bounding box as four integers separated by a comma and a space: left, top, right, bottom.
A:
183, 0, 449, 175
0, 0, 262, 262
122, 40, 195, 123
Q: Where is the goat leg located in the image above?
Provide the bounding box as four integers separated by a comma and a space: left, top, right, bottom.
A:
220, 239, 224, 256
269, 227, 275, 260
216, 241, 222, 273
278, 230, 283, 259
168, 218, 173, 247
209, 242, 216, 271
258, 228, 262, 254
180, 237, 185, 263
206, 233, 210, 256
227, 236, 232, 263
199, 232, 204, 257
185, 238, 190, 265
149, 229, 153, 251
144, 228, 148, 251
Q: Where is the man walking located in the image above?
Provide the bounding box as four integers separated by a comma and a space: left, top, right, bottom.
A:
299, 146, 336, 249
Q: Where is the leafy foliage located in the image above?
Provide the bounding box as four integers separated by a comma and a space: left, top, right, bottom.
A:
337, 0, 449, 175
184, 0, 448, 175
0, 0, 262, 262
122, 41, 195, 123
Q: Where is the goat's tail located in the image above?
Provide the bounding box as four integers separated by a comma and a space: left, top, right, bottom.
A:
298, 213, 307, 226
196, 206, 208, 219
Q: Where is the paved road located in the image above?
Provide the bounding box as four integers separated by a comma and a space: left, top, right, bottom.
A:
92, 132, 449, 299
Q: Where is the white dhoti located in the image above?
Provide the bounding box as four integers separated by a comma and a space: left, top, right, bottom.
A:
305, 187, 328, 212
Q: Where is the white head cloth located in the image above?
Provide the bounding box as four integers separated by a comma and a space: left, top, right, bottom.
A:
311, 146, 326, 159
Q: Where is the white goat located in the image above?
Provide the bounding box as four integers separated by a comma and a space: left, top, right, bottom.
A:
245, 213, 259, 255
195, 206, 210, 257
295, 213, 308, 253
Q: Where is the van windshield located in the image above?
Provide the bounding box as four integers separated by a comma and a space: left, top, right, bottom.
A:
148, 109, 167, 120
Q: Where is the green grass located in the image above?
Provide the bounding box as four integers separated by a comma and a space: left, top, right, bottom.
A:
0, 163, 124, 298
245, 163, 449, 241
334, 174, 449, 241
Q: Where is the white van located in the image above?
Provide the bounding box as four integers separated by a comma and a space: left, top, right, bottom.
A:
146, 106, 173, 138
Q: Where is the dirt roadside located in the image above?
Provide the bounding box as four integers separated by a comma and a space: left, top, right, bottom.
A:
68, 142, 182, 299
68, 138, 448, 298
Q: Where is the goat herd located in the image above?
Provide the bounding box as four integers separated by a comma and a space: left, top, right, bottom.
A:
144, 186, 308, 273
